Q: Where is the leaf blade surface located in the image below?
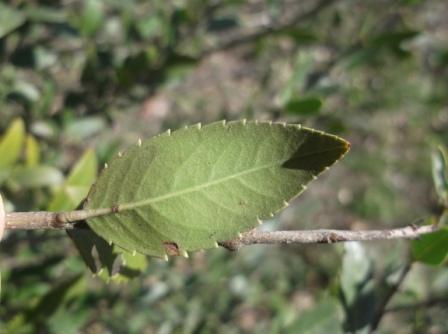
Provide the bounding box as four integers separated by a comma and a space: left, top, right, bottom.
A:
86, 121, 349, 257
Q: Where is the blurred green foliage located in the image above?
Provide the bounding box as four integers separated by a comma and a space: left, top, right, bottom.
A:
1, 0, 448, 333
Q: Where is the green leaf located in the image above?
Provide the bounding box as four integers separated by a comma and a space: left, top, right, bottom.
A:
25, 135, 40, 167
10, 166, 64, 188
85, 120, 349, 258
412, 214, 448, 266
63, 116, 106, 142
78, 0, 104, 36
0, 4, 26, 39
290, 298, 343, 333
0, 118, 25, 168
432, 146, 448, 204
48, 149, 98, 212
341, 242, 372, 306
285, 97, 322, 116
340, 242, 375, 331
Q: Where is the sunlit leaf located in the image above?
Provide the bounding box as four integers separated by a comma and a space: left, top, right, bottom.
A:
0, 118, 25, 168
0, 4, 26, 38
85, 120, 349, 258
11, 166, 64, 188
25, 135, 40, 167
48, 149, 98, 212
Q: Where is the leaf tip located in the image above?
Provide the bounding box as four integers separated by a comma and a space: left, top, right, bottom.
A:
166, 129, 171, 136
181, 250, 189, 258
117, 151, 123, 158
196, 122, 202, 129
242, 119, 247, 125
137, 138, 142, 147
163, 254, 169, 261
132, 250, 137, 256
213, 241, 219, 248
104, 162, 108, 169
256, 216, 263, 225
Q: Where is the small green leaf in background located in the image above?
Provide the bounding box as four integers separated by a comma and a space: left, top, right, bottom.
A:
0, 118, 25, 168
290, 298, 343, 334
63, 116, 106, 143
11, 166, 64, 188
285, 97, 322, 116
4, 274, 86, 333
340, 242, 375, 332
432, 146, 448, 205
78, 0, 104, 36
48, 149, 98, 212
412, 214, 448, 266
0, 3, 26, 38
86, 120, 349, 258
25, 135, 40, 167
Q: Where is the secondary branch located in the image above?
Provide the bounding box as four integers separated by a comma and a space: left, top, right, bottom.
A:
219, 225, 437, 250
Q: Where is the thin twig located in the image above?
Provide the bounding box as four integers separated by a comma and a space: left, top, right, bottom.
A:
4, 209, 438, 248
219, 225, 437, 251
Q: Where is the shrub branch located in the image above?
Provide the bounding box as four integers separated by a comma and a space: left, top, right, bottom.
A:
218, 225, 437, 250
2, 206, 438, 247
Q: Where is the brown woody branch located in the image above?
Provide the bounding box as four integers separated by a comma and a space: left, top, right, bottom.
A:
219, 225, 437, 251
1, 194, 438, 245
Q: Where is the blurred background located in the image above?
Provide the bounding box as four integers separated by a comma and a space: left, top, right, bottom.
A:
0, 0, 448, 333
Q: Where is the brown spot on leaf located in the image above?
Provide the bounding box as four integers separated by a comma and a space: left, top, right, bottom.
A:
163, 241, 181, 256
